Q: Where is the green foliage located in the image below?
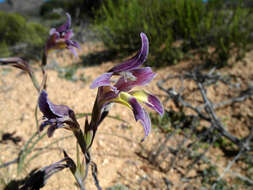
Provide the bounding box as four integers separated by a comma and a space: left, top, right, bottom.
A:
94, 0, 253, 67
0, 42, 10, 57
0, 11, 47, 58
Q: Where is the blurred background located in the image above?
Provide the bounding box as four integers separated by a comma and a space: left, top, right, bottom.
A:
0, 0, 253, 67
0, 0, 253, 190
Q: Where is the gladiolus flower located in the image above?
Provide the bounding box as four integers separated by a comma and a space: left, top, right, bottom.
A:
89, 33, 163, 141
38, 90, 79, 137
45, 13, 80, 57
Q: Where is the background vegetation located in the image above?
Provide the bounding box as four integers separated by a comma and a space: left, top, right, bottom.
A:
94, 0, 253, 67
0, 11, 47, 59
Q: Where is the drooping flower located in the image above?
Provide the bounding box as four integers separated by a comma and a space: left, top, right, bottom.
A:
38, 90, 79, 137
20, 157, 69, 190
89, 33, 163, 142
45, 13, 80, 57
0, 57, 31, 75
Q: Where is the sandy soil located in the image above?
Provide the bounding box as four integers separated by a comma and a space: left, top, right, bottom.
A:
0, 42, 253, 190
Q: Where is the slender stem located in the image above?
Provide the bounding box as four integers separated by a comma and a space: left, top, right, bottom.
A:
28, 71, 40, 93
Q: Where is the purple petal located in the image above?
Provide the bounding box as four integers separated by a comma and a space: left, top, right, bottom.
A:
90, 72, 113, 89
69, 47, 78, 57
66, 40, 80, 56
64, 30, 74, 40
39, 120, 51, 132
39, 90, 58, 119
71, 40, 80, 49
48, 103, 71, 118
39, 90, 71, 119
47, 122, 64, 137
114, 67, 156, 91
49, 28, 57, 35
57, 13, 71, 32
146, 93, 164, 116
100, 87, 118, 101
129, 98, 151, 141
140, 109, 151, 142
108, 32, 149, 73
47, 124, 57, 137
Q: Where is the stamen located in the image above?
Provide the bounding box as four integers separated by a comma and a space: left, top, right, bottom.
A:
120, 71, 137, 82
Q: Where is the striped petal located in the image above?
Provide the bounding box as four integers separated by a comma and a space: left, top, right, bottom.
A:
114, 67, 156, 92
130, 90, 164, 116
90, 72, 113, 89
113, 92, 151, 140
108, 33, 149, 73
39, 90, 71, 119
128, 98, 151, 141
57, 13, 71, 33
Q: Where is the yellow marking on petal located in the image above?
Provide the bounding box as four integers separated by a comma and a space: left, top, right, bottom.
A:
111, 98, 132, 110
130, 90, 148, 103
47, 41, 67, 55
110, 92, 133, 110
55, 41, 67, 49
119, 91, 132, 101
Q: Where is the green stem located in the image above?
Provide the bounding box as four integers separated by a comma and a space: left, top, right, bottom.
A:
28, 72, 40, 93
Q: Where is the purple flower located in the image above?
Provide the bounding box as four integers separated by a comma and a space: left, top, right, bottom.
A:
38, 90, 78, 137
0, 57, 31, 75
45, 13, 80, 56
20, 157, 69, 189
89, 33, 163, 141
90, 32, 151, 90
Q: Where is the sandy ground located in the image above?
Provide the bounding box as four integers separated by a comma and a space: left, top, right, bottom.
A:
0, 43, 253, 190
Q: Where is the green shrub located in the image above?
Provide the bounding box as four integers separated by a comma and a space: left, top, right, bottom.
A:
0, 11, 47, 58
0, 42, 10, 57
94, 0, 253, 67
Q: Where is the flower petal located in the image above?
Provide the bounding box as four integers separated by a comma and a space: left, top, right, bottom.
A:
39, 120, 52, 132
39, 90, 58, 119
99, 86, 118, 101
39, 90, 71, 119
47, 124, 57, 137
114, 67, 156, 91
108, 32, 149, 73
64, 30, 74, 40
49, 103, 70, 117
112, 92, 132, 110
90, 72, 113, 89
49, 28, 57, 35
131, 90, 164, 116
146, 93, 164, 116
57, 13, 71, 33
69, 40, 80, 49
128, 97, 151, 141
66, 40, 80, 56
47, 122, 63, 137
69, 47, 78, 57
140, 109, 151, 142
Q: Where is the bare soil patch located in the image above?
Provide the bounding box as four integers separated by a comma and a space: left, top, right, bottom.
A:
0, 43, 253, 189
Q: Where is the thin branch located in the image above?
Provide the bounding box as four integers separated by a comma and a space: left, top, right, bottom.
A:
197, 81, 241, 146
